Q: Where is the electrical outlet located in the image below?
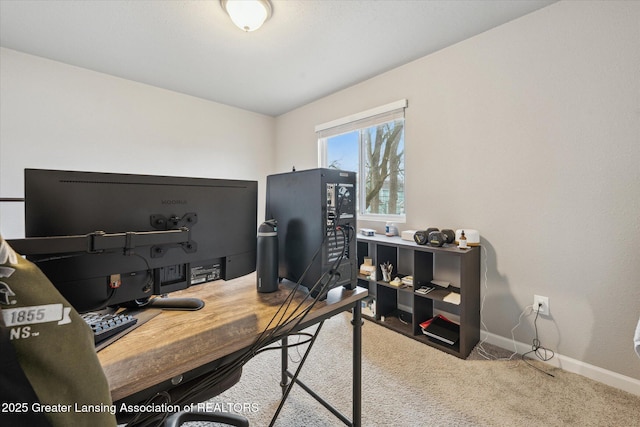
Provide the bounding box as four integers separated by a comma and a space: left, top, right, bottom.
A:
533, 295, 549, 316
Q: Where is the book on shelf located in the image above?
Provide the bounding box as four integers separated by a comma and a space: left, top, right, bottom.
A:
443, 292, 461, 305
430, 280, 450, 288
420, 314, 459, 345
419, 313, 453, 329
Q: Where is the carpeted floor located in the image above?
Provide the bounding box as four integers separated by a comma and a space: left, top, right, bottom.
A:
191, 312, 640, 426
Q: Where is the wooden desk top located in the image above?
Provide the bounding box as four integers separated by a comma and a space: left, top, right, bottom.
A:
98, 273, 367, 401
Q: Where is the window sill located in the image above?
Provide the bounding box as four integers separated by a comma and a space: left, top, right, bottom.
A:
358, 214, 406, 223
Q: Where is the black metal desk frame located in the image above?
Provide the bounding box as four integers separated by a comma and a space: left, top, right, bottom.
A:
272, 300, 362, 427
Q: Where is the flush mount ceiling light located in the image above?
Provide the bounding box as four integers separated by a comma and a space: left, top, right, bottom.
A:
221, 0, 272, 32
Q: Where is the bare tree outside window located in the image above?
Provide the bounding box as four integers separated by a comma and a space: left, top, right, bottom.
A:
324, 119, 405, 218
364, 120, 404, 216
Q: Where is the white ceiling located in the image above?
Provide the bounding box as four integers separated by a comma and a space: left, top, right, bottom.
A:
0, 0, 556, 117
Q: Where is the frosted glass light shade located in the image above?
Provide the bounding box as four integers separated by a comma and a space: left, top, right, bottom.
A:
221, 0, 272, 32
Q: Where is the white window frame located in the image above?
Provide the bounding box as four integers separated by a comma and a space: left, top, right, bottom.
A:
317, 100, 407, 223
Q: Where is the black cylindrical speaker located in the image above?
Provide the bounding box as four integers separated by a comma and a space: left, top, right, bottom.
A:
414, 227, 439, 245
441, 229, 455, 244
257, 219, 279, 293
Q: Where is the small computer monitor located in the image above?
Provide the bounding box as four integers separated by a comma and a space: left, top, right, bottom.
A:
22, 169, 257, 313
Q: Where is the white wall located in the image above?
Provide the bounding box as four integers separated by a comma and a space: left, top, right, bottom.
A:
0, 47, 275, 238
275, 1, 640, 384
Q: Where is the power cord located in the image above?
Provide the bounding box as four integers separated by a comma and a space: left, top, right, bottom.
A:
522, 304, 555, 377
475, 245, 525, 362
397, 313, 409, 325
476, 303, 531, 363
475, 246, 555, 375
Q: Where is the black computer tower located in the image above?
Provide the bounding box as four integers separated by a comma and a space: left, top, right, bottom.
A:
265, 168, 357, 298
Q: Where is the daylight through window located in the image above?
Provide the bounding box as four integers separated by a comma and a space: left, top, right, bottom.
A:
317, 100, 406, 221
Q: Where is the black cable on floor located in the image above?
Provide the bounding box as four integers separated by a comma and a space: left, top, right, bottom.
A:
522, 305, 555, 377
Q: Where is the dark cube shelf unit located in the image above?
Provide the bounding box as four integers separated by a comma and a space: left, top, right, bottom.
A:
357, 234, 480, 359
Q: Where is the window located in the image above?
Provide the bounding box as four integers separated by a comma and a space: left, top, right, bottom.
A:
317, 100, 406, 221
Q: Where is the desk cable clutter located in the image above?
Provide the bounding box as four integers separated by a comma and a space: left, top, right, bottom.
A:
128, 191, 356, 426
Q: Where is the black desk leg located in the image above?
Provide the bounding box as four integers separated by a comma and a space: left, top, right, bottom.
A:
280, 336, 289, 395
352, 302, 362, 427
273, 304, 363, 427
271, 322, 325, 427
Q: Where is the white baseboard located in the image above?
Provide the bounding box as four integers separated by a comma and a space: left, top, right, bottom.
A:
482, 331, 640, 397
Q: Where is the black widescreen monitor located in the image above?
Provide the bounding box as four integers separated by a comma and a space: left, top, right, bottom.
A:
21, 169, 257, 313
